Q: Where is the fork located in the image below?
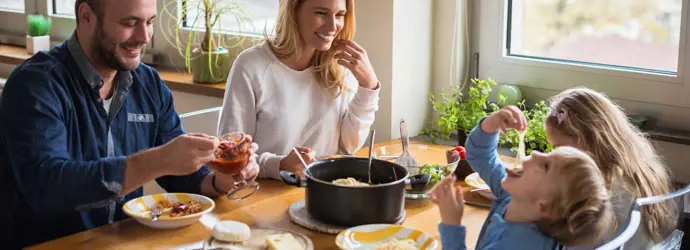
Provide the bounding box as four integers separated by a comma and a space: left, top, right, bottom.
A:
150, 205, 162, 221
395, 119, 418, 168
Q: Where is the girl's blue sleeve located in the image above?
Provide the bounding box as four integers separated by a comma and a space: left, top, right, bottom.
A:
464, 117, 507, 199
438, 223, 467, 250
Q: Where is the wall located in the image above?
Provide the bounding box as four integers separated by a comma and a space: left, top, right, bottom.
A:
390, 0, 433, 139
353, 0, 395, 142
355, 0, 435, 142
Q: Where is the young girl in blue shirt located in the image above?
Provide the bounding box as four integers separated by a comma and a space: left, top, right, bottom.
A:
431, 106, 614, 250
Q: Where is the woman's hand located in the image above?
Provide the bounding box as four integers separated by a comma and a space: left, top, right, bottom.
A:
430, 175, 464, 226
280, 146, 315, 177
334, 40, 379, 90
481, 105, 528, 134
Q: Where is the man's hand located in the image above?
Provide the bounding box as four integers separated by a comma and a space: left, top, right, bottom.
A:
122, 133, 217, 196
152, 133, 217, 176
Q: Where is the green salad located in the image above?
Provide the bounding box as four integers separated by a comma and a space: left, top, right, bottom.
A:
419, 164, 452, 186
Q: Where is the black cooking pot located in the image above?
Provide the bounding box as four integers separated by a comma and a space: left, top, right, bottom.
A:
279, 157, 430, 227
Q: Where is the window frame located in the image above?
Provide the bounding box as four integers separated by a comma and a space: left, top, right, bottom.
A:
0, 0, 267, 69
474, 0, 690, 108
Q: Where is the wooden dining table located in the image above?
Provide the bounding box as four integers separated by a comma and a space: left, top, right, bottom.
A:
26, 139, 510, 250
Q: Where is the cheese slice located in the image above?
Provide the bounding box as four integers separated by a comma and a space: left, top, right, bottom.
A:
266, 233, 303, 250
212, 220, 251, 242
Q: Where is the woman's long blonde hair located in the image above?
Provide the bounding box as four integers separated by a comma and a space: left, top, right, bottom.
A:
266, 0, 355, 97
545, 87, 677, 242
537, 146, 614, 246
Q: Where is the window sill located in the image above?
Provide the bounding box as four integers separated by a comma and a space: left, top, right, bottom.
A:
645, 127, 690, 146
0, 44, 226, 98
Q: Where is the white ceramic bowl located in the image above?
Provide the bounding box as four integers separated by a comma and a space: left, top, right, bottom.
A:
123, 193, 215, 229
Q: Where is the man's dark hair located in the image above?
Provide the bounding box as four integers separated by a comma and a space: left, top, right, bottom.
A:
74, 0, 103, 25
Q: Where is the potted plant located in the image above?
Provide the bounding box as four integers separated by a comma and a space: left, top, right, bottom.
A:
161, 0, 256, 83
423, 77, 501, 146
26, 14, 51, 55
498, 100, 553, 154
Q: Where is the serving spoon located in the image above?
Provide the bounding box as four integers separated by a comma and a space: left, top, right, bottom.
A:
367, 129, 376, 184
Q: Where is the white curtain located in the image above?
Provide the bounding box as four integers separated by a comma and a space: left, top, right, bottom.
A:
432, 0, 471, 97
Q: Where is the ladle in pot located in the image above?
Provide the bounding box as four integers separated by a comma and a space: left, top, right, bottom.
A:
367, 129, 375, 184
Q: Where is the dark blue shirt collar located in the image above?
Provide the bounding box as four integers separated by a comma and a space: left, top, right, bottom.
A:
66, 32, 133, 91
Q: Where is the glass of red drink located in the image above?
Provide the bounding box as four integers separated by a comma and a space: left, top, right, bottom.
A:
210, 132, 260, 200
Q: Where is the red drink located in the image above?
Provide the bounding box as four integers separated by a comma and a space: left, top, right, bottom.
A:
209, 132, 260, 201
211, 133, 250, 175
212, 154, 249, 175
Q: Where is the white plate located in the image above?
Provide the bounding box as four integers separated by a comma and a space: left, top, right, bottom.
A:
204, 227, 314, 250
335, 224, 438, 250
464, 172, 497, 200
122, 193, 215, 230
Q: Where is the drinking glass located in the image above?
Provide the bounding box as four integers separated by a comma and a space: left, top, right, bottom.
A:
210, 132, 260, 200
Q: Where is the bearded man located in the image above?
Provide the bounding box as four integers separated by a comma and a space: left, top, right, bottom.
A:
0, 1, 258, 248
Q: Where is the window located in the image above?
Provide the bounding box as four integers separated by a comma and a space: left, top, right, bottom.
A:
0, 0, 25, 12
474, 0, 690, 131
183, 0, 278, 35
53, 0, 75, 16
507, 0, 682, 74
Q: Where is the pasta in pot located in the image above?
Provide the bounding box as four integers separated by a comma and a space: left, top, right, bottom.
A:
332, 177, 370, 187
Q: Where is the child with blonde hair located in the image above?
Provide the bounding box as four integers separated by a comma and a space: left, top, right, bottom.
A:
432, 106, 614, 249
545, 87, 677, 248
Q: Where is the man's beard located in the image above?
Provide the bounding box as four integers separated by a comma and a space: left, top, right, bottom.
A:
92, 24, 143, 71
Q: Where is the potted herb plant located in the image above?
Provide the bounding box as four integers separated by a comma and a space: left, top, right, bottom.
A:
161, 0, 256, 83
26, 14, 51, 55
423, 77, 501, 146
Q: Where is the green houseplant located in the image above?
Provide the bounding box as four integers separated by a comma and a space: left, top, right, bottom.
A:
423, 78, 501, 146
26, 14, 52, 54
424, 77, 552, 155
161, 0, 257, 83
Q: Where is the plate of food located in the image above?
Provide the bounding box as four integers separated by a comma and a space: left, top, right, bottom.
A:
335, 224, 438, 250
122, 193, 215, 229
464, 173, 496, 200
203, 220, 314, 250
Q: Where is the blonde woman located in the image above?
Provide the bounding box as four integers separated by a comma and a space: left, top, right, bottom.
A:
218, 0, 379, 180
545, 87, 677, 248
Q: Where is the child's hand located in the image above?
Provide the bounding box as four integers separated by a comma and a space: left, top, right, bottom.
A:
430, 175, 464, 225
481, 105, 528, 134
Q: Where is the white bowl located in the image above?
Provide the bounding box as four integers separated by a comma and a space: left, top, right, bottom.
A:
123, 193, 215, 229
